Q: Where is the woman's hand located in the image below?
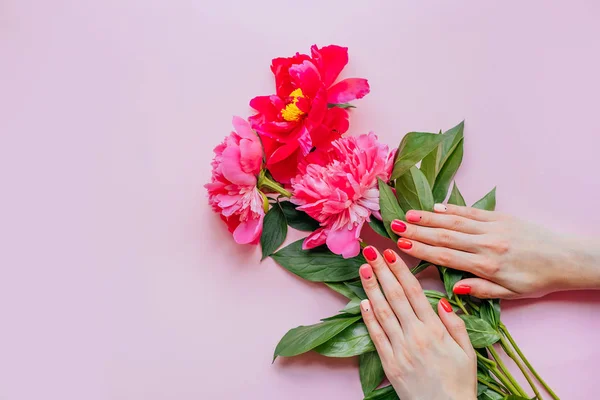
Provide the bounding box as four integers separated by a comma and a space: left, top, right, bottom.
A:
360, 246, 477, 400
390, 204, 600, 299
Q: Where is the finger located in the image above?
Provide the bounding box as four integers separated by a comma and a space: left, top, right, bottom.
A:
360, 299, 394, 361
391, 219, 480, 252
437, 298, 475, 357
363, 246, 416, 327
433, 203, 497, 222
396, 238, 494, 277
400, 210, 486, 234
359, 264, 404, 345
453, 278, 520, 299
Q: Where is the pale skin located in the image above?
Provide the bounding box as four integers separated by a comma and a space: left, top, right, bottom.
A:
359, 204, 600, 399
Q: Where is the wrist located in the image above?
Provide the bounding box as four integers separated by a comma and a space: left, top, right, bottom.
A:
559, 238, 600, 290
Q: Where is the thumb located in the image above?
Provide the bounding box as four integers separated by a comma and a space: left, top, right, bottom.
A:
453, 278, 520, 299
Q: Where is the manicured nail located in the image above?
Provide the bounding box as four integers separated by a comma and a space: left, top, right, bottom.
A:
383, 249, 396, 263
391, 219, 407, 233
434, 203, 447, 213
360, 299, 371, 312
397, 238, 413, 250
453, 285, 471, 295
363, 246, 377, 261
359, 264, 373, 280
439, 298, 453, 313
406, 211, 421, 223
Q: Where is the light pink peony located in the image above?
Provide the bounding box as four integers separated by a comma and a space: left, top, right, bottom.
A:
291, 133, 395, 258
205, 116, 265, 244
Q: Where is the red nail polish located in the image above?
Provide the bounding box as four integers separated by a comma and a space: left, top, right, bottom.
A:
359, 264, 373, 280
363, 246, 377, 261
453, 285, 471, 295
391, 219, 407, 233
440, 298, 453, 313
397, 238, 413, 250
406, 211, 421, 223
383, 249, 396, 263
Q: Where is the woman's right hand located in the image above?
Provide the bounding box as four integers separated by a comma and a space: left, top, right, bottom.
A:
390, 204, 600, 299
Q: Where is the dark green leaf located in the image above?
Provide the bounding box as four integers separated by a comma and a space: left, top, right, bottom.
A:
432, 137, 464, 203
395, 166, 434, 212
410, 260, 432, 275
368, 218, 391, 239
325, 282, 355, 299
460, 315, 501, 348
274, 315, 361, 359
314, 322, 374, 357
480, 299, 501, 329
320, 313, 358, 322
327, 102, 356, 109
364, 385, 399, 400
260, 204, 288, 260
440, 266, 463, 299
279, 201, 320, 232
448, 183, 467, 206
359, 351, 385, 395
391, 132, 445, 180
378, 178, 405, 240
271, 240, 365, 282
472, 187, 497, 211
341, 296, 362, 314
420, 130, 443, 186
344, 281, 367, 299
477, 383, 487, 396
478, 389, 505, 400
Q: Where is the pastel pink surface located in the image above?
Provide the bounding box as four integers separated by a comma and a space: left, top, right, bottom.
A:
1, 1, 600, 400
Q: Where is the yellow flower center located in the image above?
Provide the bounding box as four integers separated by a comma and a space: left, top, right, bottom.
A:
281, 88, 306, 122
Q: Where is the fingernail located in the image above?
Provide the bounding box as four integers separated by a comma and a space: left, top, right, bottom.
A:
439, 298, 453, 313
363, 246, 377, 261
383, 249, 397, 263
360, 299, 371, 312
397, 238, 413, 250
434, 204, 447, 213
453, 285, 471, 295
391, 219, 407, 233
359, 264, 373, 280
406, 211, 421, 223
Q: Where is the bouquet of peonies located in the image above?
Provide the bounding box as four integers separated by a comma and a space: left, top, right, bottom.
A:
205, 45, 557, 400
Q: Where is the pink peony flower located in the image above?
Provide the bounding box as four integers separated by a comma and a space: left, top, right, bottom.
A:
205, 116, 265, 244
249, 44, 370, 183
291, 133, 395, 258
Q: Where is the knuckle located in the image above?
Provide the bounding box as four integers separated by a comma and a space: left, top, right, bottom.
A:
372, 332, 388, 345
411, 333, 432, 351
387, 287, 406, 302
465, 207, 480, 220
436, 250, 453, 266
450, 217, 465, 231
437, 230, 454, 247
480, 258, 501, 277
453, 317, 467, 332
376, 307, 394, 322
404, 283, 422, 298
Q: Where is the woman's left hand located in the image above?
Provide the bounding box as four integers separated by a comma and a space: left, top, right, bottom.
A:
359, 246, 477, 400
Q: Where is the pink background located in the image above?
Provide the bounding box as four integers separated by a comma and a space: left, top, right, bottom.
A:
2, 1, 600, 399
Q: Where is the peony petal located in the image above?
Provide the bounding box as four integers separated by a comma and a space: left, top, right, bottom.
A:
289, 60, 323, 99
268, 140, 299, 165
271, 54, 311, 97
310, 45, 349, 88
221, 145, 256, 186
303, 228, 327, 249
326, 225, 361, 258
239, 137, 262, 175
232, 116, 254, 139
266, 149, 301, 184
233, 214, 264, 244
326, 78, 370, 104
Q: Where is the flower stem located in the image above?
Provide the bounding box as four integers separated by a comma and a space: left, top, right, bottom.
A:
488, 345, 528, 397
478, 376, 507, 395
257, 171, 292, 198
500, 323, 560, 400
500, 336, 542, 399
454, 296, 469, 314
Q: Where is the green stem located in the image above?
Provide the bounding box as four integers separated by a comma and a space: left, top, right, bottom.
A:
490, 366, 519, 395
476, 352, 496, 368
488, 345, 528, 397
478, 377, 508, 395
500, 323, 560, 400
500, 337, 542, 399
257, 171, 292, 198
454, 296, 469, 314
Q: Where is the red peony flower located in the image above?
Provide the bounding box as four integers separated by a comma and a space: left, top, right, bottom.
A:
249, 45, 370, 183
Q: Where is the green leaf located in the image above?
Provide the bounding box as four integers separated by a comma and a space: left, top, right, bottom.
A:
325, 282, 356, 299
279, 201, 320, 232
432, 137, 464, 203
419, 130, 442, 186
341, 296, 362, 314
327, 102, 356, 109
274, 315, 361, 359
271, 240, 365, 282
395, 166, 434, 211
344, 281, 367, 299
478, 389, 504, 400
391, 132, 445, 180
448, 183, 467, 206
260, 204, 288, 260
320, 313, 358, 322
440, 266, 463, 299
314, 322, 374, 357
472, 187, 497, 211
368, 218, 391, 239
460, 315, 501, 348
480, 299, 501, 329
503, 396, 534, 400
359, 351, 385, 395
424, 290, 459, 314
477, 383, 487, 396
410, 260, 433, 275
364, 385, 399, 400
378, 178, 405, 240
